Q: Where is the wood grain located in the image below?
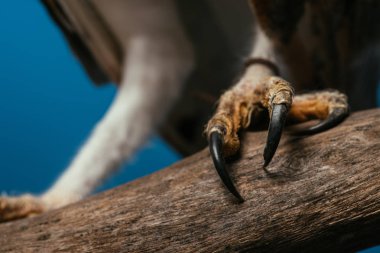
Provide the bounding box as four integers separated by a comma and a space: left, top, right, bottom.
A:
0, 109, 379, 252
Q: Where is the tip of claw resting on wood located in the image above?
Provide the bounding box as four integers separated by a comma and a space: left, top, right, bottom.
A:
209, 131, 244, 203
289, 107, 349, 136
263, 104, 288, 167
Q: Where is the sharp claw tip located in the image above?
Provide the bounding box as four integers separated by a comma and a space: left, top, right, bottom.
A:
209, 131, 244, 203
236, 196, 245, 204
290, 107, 349, 135
263, 103, 287, 170
232, 191, 244, 203
263, 148, 273, 167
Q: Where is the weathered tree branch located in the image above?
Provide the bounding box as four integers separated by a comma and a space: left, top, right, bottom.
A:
0, 109, 379, 252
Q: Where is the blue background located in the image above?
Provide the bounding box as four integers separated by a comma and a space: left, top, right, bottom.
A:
0, 2, 379, 252
0, 1, 180, 196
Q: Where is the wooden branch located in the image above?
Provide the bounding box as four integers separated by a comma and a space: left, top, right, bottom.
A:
1, 109, 380, 252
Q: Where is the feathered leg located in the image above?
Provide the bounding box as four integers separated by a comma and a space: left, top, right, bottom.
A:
0, 0, 193, 222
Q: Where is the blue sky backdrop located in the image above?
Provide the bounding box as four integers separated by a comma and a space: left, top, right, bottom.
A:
0, 2, 379, 252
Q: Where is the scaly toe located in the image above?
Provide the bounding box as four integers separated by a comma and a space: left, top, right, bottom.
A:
0, 194, 45, 222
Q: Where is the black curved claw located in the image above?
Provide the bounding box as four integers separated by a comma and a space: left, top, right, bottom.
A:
209, 131, 244, 203
263, 104, 288, 167
290, 107, 349, 136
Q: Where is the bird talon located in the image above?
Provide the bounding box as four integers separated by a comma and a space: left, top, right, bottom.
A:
209, 131, 244, 203
290, 107, 349, 136
263, 104, 289, 167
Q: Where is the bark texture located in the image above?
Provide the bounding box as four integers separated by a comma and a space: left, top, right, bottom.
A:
0, 109, 379, 253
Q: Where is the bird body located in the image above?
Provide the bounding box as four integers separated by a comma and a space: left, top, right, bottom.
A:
0, 0, 378, 221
